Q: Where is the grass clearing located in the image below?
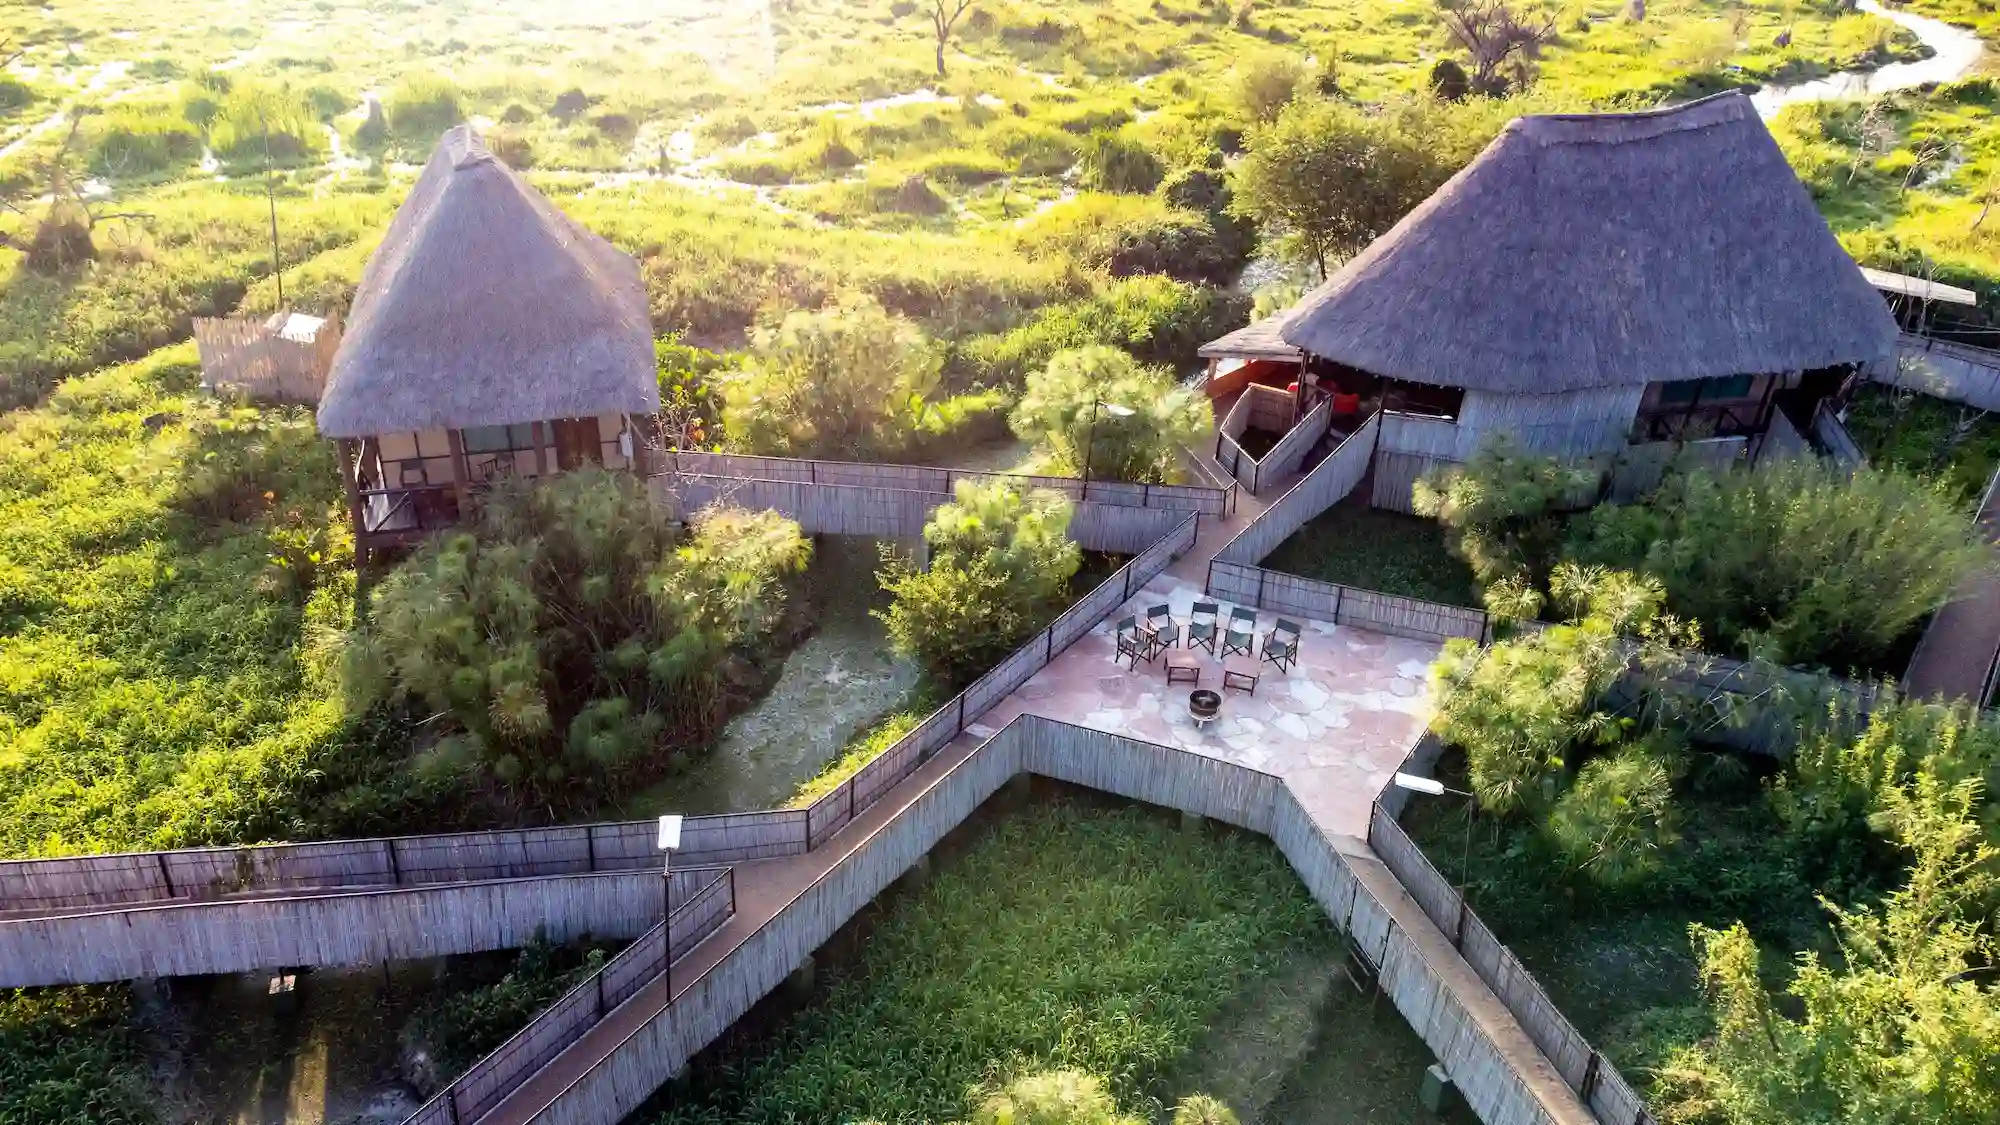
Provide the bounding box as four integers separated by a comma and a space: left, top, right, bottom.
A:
651, 793, 1451, 1125
1262, 495, 1480, 607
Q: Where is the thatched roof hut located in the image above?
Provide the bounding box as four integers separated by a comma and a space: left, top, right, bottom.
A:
1277, 92, 1896, 392
316, 126, 658, 438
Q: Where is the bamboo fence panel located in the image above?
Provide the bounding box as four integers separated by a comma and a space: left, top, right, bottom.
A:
1338, 586, 1487, 643
1213, 412, 1378, 565
192, 313, 338, 405
1202, 561, 1487, 645
1378, 410, 1465, 459
1371, 450, 1455, 514
1258, 395, 1333, 485
655, 451, 1229, 516
0, 871, 668, 988
430, 716, 1599, 1125
523, 723, 1028, 1125
1070, 503, 1187, 554
1368, 802, 1642, 1123
1871, 332, 2000, 413
1757, 406, 1811, 463
0, 811, 800, 918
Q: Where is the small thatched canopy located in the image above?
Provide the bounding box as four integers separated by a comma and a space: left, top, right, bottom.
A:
1278, 92, 1896, 393
317, 127, 658, 438
1197, 314, 1303, 361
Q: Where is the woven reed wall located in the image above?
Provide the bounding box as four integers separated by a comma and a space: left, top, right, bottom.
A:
522, 723, 1028, 1125
193, 314, 339, 406
1872, 332, 2000, 413
1258, 395, 1333, 486
652, 451, 1230, 516
1214, 412, 1379, 565
1367, 803, 1639, 1125
407, 869, 735, 1125
0, 871, 668, 988
0, 812, 802, 917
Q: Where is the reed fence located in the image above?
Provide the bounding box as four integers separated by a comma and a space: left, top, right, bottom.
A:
1214, 413, 1380, 566
1367, 800, 1649, 1125
403, 868, 736, 1125
652, 450, 1232, 517
1870, 331, 2000, 413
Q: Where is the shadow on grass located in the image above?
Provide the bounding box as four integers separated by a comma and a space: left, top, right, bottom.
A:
1261, 493, 1480, 607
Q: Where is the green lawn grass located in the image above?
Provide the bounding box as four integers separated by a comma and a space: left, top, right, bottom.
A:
1262, 496, 1480, 607
650, 795, 1452, 1125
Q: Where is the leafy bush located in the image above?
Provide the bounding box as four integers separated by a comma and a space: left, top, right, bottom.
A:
954, 275, 1248, 387
720, 296, 945, 459
1009, 345, 1212, 483
207, 82, 329, 164
1413, 438, 1599, 618
1666, 772, 2000, 1125
1544, 736, 1679, 887
1430, 564, 1695, 817
975, 1072, 1144, 1125
1234, 52, 1306, 123
878, 479, 1080, 684
353, 471, 809, 806
1015, 193, 1238, 285
1568, 460, 1982, 667
385, 74, 465, 144
0, 76, 36, 112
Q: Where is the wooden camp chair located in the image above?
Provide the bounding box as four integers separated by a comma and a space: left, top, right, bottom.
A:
1115, 615, 1158, 669
1144, 604, 1178, 651
1262, 618, 1302, 675
1186, 601, 1219, 655
1222, 607, 1257, 659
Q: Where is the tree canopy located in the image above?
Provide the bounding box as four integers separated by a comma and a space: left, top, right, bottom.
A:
1229, 96, 1443, 277
1009, 345, 1211, 484
878, 478, 1080, 685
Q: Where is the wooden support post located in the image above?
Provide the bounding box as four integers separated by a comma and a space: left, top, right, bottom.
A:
156, 852, 176, 897
447, 428, 472, 515
336, 438, 366, 563
533, 420, 550, 476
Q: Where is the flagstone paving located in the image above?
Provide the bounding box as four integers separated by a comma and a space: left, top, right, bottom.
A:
975, 573, 1441, 837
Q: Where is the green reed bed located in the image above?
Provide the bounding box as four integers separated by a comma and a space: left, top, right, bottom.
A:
652, 798, 1339, 1124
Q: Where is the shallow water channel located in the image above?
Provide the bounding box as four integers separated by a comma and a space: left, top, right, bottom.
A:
614, 534, 919, 818
1752, 0, 1985, 117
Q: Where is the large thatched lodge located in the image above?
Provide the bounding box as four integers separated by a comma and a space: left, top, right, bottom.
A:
316, 126, 658, 559
1201, 91, 1900, 495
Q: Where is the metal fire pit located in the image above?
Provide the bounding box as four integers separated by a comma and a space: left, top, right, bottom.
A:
1189, 689, 1222, 731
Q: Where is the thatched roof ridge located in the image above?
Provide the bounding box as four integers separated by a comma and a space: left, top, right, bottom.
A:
317, 126, 658, 438
1278, 92, 1896, 393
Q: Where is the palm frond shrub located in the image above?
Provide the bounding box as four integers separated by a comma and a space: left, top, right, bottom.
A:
353, 468, 809, 805
1008, 345, 1211, 484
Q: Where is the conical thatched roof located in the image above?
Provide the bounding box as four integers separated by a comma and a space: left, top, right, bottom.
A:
1278, 92, 1895, 394
317, 127, 658, 438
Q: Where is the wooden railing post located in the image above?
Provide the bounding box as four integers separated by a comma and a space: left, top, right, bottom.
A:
156, 852, 176, 897
447, 1088, 461, 1125
387, 837, 402, 884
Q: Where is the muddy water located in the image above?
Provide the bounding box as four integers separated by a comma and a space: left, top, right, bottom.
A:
1753, 0, 1985, 117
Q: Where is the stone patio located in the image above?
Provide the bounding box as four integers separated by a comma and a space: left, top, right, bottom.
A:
975, 573, 1441, 837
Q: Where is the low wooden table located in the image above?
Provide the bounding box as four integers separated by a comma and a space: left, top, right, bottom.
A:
1221, 656, 1261, 695
1165, 651, 1202, 686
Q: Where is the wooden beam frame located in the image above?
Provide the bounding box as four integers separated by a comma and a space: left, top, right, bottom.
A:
337, 438, 368, 563
447, 428, 473, 514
